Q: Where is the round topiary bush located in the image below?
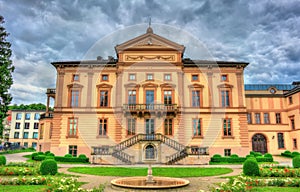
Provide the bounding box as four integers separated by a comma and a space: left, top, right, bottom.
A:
31, 152, 38, 160
46, 152, 55, 157
230, 154, 239, 158
37, 152, 44, 155
0, 155, 6, 166
292, 155, 300, 168
243, 158, 259, 176
45, 156, 55, 160
254, 152, 262, 157
292, 152, 300, 157
78, 154, 87, 158
64, 154, 73, 158
40, 159, 58, 175
212, 154, 221, 158
264, 153, 273, 158
44, 151, 51, 155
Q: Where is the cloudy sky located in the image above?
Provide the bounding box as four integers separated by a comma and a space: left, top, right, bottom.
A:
1, 0, 300, 105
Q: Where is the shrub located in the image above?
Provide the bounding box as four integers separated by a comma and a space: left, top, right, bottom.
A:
45, 151, 51, 155
230, 154, 239, 158
292, 152, 300, 157
293, 155, 300, 168
31, 152, 39, 160
0, 155, 6, 165
250, 151, 255, 155
37, 152, 44, 155
40, 159, 58, 175
264, 153, 273, 158
45, 156, 55, 160
34, 155, 46, 161
243, 158, 259, 176
46, 152, 55, 157
64, 154, 73, 158
254, 152, 262, 157
212, 154, 221, 158
78, 154, 87, 159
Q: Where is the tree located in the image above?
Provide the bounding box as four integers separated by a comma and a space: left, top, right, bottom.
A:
0, 16, 14, 138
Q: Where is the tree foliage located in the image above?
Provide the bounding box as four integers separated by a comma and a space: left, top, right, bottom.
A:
0, 15, 14, 137
9, 103, 47, 110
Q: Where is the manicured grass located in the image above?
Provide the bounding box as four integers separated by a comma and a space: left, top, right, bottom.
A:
209, 161, 278, 165
0, 185, 46, 192
252, 187, 300, 192
0, 148, 35, 155
68, 167, 233, 177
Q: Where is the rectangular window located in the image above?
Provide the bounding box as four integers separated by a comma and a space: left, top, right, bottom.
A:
293, 139, 297, 149
291, 118, 295, 130
23, 132, 29, 139
247, 113, 252, 124
221, 90, 230, 107
221, 74, 228, 81
24, 142, 28, 148
224, 149, 231, 156
128, 90, 136, 104
73, 74, 79, 81
71, 90, 80, 107
33, 132, 38, 139
146, 73, 153, 80
101, 74, 108, 81
99, 119, 107, 136
15, 122, 20, 129
32, 142, 37, 149
39, 124, 44, 139
223, 119, 232, 136
192, 74, 199, 81
14, 132, 19, 139
289, 96, 293, 104
100, 90, 109, 107
192, 90, 200, 107
255, 113, 261, 124
25, 113, 31, 120
193, 118, 201, 136
69, 145, 77, 157
68, 118, 78, 137
164, 74, 171, 81
275, 113, 281, 124
164, 90, 172, 105
278, 133, 285, 149
129, 74, 136, 81
127, 118, 136, 135
34, 113, 40, 120
24, 122, 30, 129
34, 123, 39, 129
164, 119, 173, 136
264, 113, 270, 124
16, 113, 22, 120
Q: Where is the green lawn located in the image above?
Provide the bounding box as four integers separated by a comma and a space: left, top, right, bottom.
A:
0, 185, 46, 192
251, 187, 300, 192
68, 167, 233, 177
209, 161, 278, 165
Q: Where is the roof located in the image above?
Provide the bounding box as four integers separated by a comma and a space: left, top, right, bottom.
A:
245, 84, 295, 91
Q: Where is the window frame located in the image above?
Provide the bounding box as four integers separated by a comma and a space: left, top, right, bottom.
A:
224, 149, 231, 156
69, 145, 77, 157
288, 96, 293, 104
72, 74, 79, 82
290, 117, 295, 130
98, 118, 108, 137
188, 84, 204, 108
164, 118, 173, 136
24, 122, 30, 129
164, 73, 172, 81
33, 132, 38, 139
221, 74, 228, 82
128, 73, 136, 81
33, 122, 39, 129
14, 132, 19, 139
293, 138, 298, 149
67, 117, 78, 138
222, 118, 233, 137
97, 84, 112, 108
255, 113, 261, 124
16, 113, 22, 120
34, 113, 40, 120
275, 113, 281, 124
67, 84, 83, 108
192, 118, 202, 137
146, 73, 154, 81
277, 133, 285, 149
263, 113, 270, 124
247, 113, 252, 124
25, 113, 31, 120
23, 132, 29, 139
191, 74, 199, 82
127, 118, 136, 136
101, 74, 109, 81
15, 122, 20, 129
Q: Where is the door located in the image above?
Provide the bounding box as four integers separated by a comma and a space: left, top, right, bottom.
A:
145, 119, 155, 140
252, 134, 267, 154
146, 90, 154, 109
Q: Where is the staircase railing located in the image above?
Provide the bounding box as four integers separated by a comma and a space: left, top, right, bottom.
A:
112, 150, 134, 164
166, 147, 188, 165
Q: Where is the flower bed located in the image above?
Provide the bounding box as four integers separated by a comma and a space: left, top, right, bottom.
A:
259, 167, 300, 177
0, 166, 38, 176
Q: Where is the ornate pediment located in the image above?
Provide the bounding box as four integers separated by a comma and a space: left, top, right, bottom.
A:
115, 27, 185, 53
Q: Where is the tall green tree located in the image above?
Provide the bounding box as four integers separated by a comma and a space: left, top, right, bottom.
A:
0, 15, 14, 137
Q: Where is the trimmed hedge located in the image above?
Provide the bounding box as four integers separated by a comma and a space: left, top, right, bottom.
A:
0, 155, 6, 165
40, 159, 58, 175
33, 154, 89, 163
210, 152, 273, 163
243, 158, 259, 176
281, 150, 300, 158
293, 155, 300, 168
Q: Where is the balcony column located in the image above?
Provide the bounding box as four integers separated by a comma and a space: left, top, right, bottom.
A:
207, 71, 214, 107
115, 71, 123, 108
56, 69, 65, 109
236, 71, 244, 107
177, 71, 184, 107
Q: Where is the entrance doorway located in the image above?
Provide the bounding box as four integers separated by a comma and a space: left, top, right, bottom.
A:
252, 134, 267, 154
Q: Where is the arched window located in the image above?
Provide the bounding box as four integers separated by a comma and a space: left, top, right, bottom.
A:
145, 144, 155, 159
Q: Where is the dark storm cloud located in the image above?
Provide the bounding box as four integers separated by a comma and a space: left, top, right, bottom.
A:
0, 0, 299, 104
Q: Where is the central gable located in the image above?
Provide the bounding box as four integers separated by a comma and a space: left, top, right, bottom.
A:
115, 27, 185, 63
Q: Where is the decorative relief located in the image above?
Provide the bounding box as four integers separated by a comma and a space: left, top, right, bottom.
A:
125, 55, 175, 62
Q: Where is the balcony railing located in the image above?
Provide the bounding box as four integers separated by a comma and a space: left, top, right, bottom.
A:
123, 104, 177, 111
46, 88, 56, 94
40, 112, 53, 119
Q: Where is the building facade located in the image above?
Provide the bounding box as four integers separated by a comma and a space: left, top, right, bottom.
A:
9, 110, 45, 149
38, 27, 300, 164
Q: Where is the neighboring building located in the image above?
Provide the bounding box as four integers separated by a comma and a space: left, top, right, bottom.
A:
9, 110, 45, 149
2, 110, 12, 142
38, 27, 300, 164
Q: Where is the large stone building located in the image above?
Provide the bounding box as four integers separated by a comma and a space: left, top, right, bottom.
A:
38, 27, 300, 164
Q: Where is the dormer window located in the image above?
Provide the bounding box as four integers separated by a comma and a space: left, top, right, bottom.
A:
221, 74, 228, 82
73, 74, 79, 81
192, 74, 199, 81
101, 74, 109, 81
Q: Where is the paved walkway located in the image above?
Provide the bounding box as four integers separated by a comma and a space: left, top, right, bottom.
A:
3, 153, 293, 192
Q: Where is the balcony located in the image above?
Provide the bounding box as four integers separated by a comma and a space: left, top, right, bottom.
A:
40, 112, 53, 119
46, 88, 56, 94
123, 104, 178, 117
